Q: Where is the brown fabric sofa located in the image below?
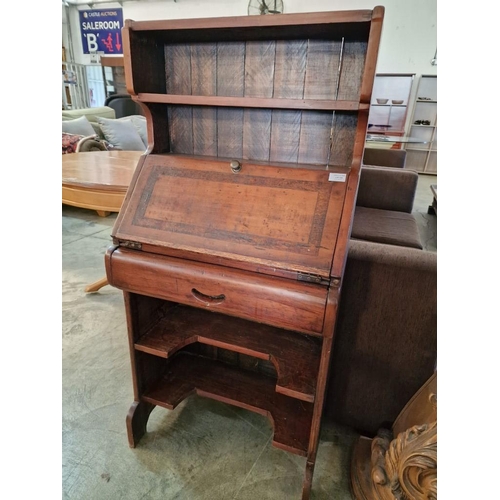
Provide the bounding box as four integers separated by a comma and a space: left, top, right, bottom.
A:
324, 239, 437, 436
363, 147, 407, 168
351, 166, 422, 249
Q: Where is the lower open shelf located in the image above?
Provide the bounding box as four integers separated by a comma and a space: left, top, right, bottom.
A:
142, 351, 314, 456
135, 303, 322, 402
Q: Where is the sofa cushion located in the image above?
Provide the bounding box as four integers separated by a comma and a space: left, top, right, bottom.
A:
62, 116, 96, 136
97, 116, 146, 151
356, 166, 418, 213
351, 206, 423, 249
62, 106, 116, 122
126, 115, 148, 148
363, 147, 406, 168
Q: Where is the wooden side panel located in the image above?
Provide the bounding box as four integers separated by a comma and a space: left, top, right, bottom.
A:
337, 40, 367, 101
126, 32, 166, 94
147, 103, 170, 154
216, 42, 245, 158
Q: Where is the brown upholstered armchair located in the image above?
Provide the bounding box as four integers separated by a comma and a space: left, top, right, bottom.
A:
363, 147, 407, 168
351, 166, 422, 249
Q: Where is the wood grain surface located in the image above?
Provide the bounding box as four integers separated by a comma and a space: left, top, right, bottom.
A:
142, 351, 315, 456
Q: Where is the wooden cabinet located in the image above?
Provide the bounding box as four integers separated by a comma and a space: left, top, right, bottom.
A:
405, 75, 437, 174
105, 8, 384, 499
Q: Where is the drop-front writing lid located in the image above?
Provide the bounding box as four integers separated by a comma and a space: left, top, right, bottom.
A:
112, 154, 349, 279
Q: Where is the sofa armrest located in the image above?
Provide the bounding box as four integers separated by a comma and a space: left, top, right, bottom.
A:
356, 166, 418, 213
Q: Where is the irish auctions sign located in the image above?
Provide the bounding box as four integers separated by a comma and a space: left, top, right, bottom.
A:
79, 8, 124, 54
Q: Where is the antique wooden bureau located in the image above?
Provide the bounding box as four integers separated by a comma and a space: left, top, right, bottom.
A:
105, 7, 384, 499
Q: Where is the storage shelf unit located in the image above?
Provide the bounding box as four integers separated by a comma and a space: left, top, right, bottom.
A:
405, 75, 437, 174
367, 73, 415, 137
105, 8, 384, 499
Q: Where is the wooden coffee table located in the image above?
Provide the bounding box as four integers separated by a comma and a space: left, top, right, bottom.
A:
62, 150, 143, 217
63, 150, 143, 292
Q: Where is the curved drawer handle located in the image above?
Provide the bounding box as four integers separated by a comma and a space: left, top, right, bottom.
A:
191, 288, 226, 305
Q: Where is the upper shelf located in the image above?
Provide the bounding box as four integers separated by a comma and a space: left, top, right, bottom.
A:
370, 103, 406, 107
125, 9, 376, 42
135, 93, 368, 111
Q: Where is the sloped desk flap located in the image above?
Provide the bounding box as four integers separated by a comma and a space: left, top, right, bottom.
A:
112, 154, 349, 279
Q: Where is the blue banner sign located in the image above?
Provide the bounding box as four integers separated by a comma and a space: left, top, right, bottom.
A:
79, 8, 124, 54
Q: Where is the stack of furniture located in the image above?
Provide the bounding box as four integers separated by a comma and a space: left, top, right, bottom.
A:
104, 8, 385, 499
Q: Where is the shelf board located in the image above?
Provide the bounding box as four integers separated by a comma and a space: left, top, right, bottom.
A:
416, 100, 437, 103
142, 352, 314, 456
135, 305, 322, 402
405, 146, 435, 152
136, 93, 366, 111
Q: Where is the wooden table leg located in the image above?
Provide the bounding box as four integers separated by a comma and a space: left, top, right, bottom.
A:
96, 210, 111, 217
85, 277, 109, 293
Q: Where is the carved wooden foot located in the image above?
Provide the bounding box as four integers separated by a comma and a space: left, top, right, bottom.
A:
126, 400, 156, 448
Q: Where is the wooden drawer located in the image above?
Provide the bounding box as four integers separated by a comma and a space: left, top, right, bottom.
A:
106, 247, 327, 335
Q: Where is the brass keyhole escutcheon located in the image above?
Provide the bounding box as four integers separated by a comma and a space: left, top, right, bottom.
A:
230, 160, 242, 173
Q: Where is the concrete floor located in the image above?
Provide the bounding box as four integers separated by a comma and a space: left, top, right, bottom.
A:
62, 173, 436, 499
